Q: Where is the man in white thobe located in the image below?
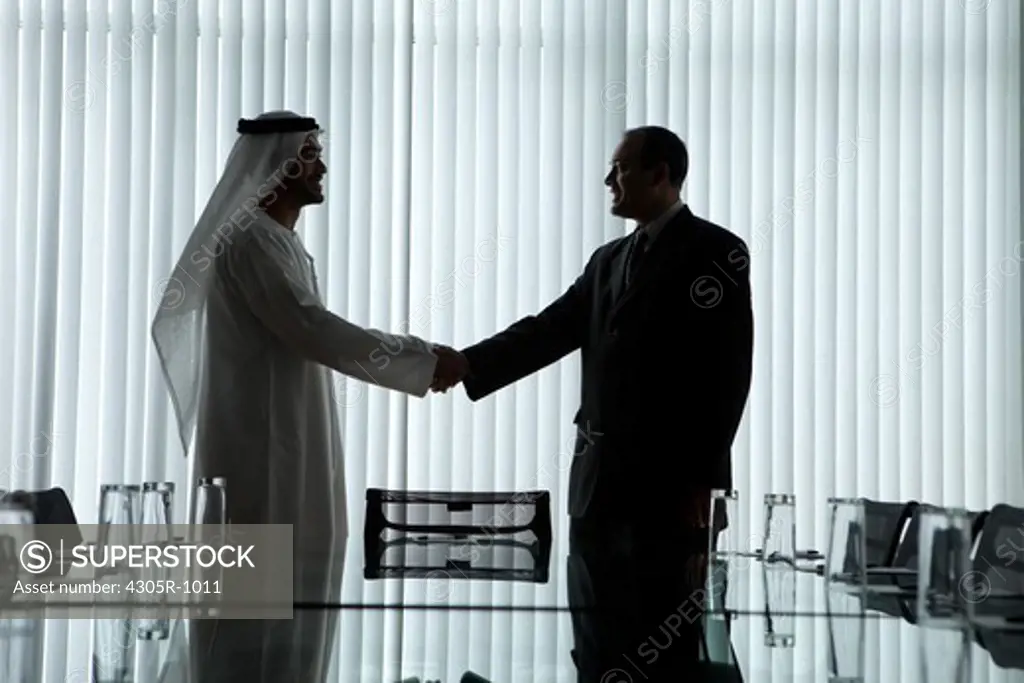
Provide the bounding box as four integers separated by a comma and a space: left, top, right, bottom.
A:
151, 111, 465, 683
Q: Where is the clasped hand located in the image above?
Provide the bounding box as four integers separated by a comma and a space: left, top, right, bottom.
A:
430, 345, 469, 393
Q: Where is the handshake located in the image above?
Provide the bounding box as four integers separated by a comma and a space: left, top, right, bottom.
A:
430, 345, 470, 393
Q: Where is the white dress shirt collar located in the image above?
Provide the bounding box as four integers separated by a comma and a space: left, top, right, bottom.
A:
637, 198, 684, 246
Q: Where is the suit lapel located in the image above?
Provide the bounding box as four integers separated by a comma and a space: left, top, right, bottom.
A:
607, 238, 633, 305
609, 205, 699, 322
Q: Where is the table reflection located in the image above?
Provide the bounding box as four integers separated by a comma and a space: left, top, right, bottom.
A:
3, 534, 1024, 681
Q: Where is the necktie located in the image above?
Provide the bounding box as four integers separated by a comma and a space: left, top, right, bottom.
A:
624, 230, 649, 288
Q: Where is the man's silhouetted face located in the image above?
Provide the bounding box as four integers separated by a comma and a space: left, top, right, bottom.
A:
280, 133, 327, 207
604, 131, 673, 223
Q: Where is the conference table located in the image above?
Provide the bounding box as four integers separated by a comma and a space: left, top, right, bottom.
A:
4, 531, 1024, 681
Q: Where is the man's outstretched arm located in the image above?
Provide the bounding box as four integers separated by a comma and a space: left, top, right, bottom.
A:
226, 232, 439, 396
458, 269, 591, 401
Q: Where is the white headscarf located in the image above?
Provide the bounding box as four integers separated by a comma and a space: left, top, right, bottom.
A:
151, 110, 321, 457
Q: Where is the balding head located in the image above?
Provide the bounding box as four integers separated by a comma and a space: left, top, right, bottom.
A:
604, 126, 688, 222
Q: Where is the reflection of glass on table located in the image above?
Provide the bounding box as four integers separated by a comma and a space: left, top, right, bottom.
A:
825, 588, 866, 683
762, 564, 796, 647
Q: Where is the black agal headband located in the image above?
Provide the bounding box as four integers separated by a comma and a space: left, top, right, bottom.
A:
237, 116, 319, 135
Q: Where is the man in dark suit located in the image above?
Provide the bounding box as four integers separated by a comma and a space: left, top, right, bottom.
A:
433, 126, 753, 679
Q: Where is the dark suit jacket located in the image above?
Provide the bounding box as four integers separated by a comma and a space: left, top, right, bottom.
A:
461, 205, 754, 525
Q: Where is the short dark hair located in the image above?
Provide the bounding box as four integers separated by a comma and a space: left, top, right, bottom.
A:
626, 126, 689, 189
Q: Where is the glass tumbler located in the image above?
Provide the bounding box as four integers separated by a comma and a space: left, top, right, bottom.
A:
99, 484, 141, 525
707, 489, 755, 614
917, 507, 974, 628
139, 482, 174, 528
92, 485, 141, 682
136, 483, 174, 640
708, 489, 743, 561
762, 493, 797, 565
190, 477, 227, 528
190, 477, 227, 616
918, 510, 973, 683
826, 497, 867, 593
98, 485, 140, 566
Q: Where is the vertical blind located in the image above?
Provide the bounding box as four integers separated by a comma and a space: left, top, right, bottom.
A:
0, 0, 1020, 681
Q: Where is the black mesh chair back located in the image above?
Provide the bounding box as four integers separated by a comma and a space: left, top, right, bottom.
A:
970, 503, 1024, 622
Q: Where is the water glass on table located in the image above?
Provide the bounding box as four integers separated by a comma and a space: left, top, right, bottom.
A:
707, 489, 759, 614
93, 484, 142, 683
918, 511, 973, 683
98, 484, 140, 552
189, 477, 227, 616
917, 507, 974, 626
136, 482, 175, 641
759, 494, 797, 647
761, 493, 797, 565
190, 477, 227, 529
826, 497, 868, 593
707, 489, 745, 561
140, 482, 174, 528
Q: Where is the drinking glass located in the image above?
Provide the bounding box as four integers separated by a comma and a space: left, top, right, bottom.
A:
136, 483, 174, 640
706, 490, 755, 614
708, 489, 745, 560
139, 482, 174, 528
190, 477, 227, 527
916, 507, 973, 628
98, 484, 140, 551
93, 486, 141, 681
762, 493, 797, 565
914, 509, 974, 683
826, 498, 867, 593
190, 477, 227, 617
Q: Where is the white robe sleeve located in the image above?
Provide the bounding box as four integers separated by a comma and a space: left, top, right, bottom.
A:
224, 230, 438, 397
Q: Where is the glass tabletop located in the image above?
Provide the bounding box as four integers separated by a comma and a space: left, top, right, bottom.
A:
700, 611, 1022, 683
56, 595, 1024, 683
7, 542, 1024, 681
0, 529, 563, 614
